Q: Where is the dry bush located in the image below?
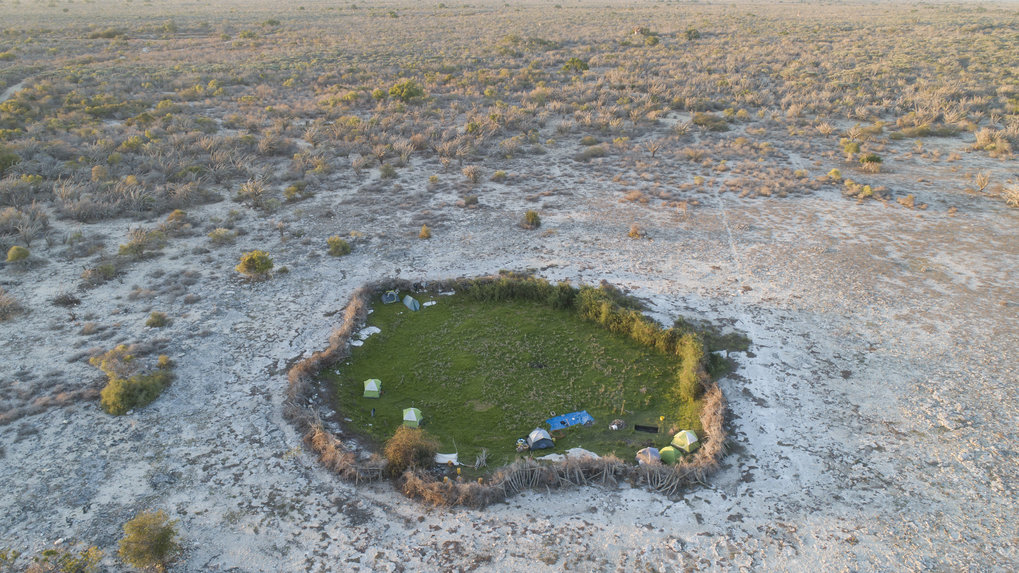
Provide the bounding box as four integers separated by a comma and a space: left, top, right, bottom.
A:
0, 288, 22, 322
384, 427, 439, 476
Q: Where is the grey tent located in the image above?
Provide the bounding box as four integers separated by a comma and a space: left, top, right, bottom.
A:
403, 295, 421, 311
526, 428, 554, 450
636, 447, 661, 465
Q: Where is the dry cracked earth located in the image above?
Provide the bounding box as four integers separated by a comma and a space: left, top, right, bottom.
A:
1, 128, 1017, 571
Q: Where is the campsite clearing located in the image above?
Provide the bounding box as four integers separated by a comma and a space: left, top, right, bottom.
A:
324, 291, 704, 469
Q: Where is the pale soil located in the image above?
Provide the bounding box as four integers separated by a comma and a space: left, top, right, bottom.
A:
1, 112, 1017, 571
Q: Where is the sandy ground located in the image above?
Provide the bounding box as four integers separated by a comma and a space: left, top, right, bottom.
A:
1, 117, 1017, 571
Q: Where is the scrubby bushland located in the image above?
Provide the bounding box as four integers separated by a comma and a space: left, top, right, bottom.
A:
235, 250, 273, 278
91, 346, 174, 415
384, 427, 439, 477
118, 510, 180, 573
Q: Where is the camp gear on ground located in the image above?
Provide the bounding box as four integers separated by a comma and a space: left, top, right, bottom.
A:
545, 410, 595, 429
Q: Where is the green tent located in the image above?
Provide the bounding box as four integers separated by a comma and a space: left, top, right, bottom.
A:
659, 446, 679, 464
403, 407, 423, 428
671, 430, 700, 454
363, 379, 381, 398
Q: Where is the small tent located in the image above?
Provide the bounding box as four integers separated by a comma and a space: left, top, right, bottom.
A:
382, 290, 399, 304
526, 428, 555, 450
671, 430, 700, 454
659, 446, 679, 465
403, 407, 423, 428
363, 379, 381, 398
403, 295, 421, 311
636, 447, 661, 465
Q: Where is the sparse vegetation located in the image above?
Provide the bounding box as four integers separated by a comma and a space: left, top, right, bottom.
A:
419, 225, 431, 239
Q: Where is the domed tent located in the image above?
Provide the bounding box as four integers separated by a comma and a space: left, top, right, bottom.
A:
363, 379, 381, 398
636, 447, 661, 465
671, 430, 700, 454
526, 428, 554, 450
403, 407, 423, 428
381, 290, 399, 304
659, 446, 679, 464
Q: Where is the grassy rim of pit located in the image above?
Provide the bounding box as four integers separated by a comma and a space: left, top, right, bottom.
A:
284, 273, 731, 507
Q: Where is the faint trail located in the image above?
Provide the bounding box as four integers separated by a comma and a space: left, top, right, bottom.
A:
709, 182, 748, 296
0, 79, 28, 104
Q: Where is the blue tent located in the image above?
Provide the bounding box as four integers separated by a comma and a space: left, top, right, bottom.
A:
382, 290, 399, 304
403, 295, 421, 311
545, 410, 595, 430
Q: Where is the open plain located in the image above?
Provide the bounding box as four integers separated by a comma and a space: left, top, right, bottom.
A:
1, 1, 1017, 571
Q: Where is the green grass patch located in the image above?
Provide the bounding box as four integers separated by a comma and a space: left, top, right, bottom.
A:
324, 282, 707, 470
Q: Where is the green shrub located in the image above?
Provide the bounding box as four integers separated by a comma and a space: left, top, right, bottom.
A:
379, 163, 397, 179
207, 228, 236, 245
0, 147, 18, 176
6, 245, 28, 262
859, 153, 882, 164
146, 311, 169, 328
99, 370, 173, 415
118, 228, 167, 259
384, 426, 439, 476
561, 57, 589, 72
388, 79, 424, 102
327, 236, 351, 256
827, 168, 842, 182
463, 195, 479, 206
575, 144, 607, 162
284, 181, 312, 202
692, 112, 729, 132
521, 210, 541, 229
236, 250, 273, 277
119, 510, 180, 572
490, 170, 507, 182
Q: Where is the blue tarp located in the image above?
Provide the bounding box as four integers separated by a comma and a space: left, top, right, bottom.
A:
545, 410, 594, 430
